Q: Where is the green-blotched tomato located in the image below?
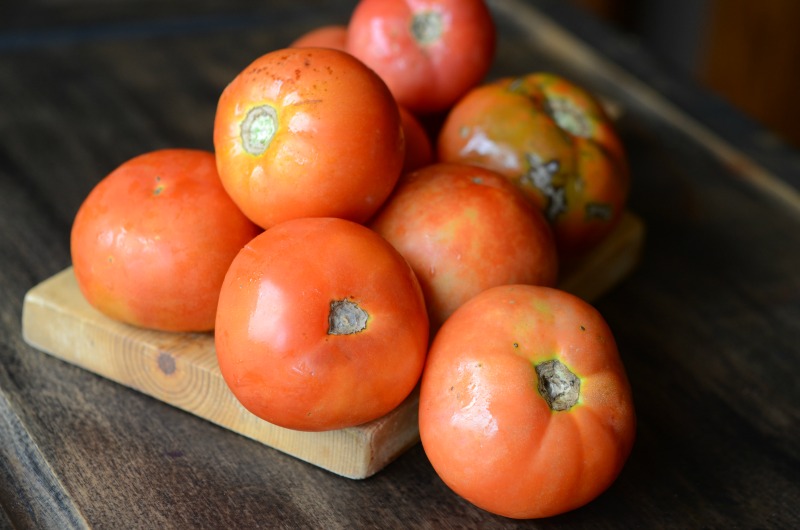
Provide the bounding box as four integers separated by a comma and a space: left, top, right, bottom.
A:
438, 72, 629, 262
215, 217, 429, 432
419, 284, 636, 519
70, 149, 261, 332
214, 47, 404, 230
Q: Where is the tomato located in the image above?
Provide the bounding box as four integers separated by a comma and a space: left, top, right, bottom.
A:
290, 24, 348, 50
213, 47, 405, 230
419, 284, 636, 519
215, 217, 429, 432
346, 0, 496, 114
70, 149, 261, 332
437, 72, 629, 262
399, 105, 434, 173
370, 162, 558, 331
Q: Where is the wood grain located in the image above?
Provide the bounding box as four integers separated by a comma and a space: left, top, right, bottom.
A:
20, 213, 644, 479
20, 270, 421, 480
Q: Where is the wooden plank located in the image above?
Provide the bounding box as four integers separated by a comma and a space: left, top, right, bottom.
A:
20, 212, 644, 480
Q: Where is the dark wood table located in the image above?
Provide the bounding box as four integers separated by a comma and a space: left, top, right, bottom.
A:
2, 1, 799, 528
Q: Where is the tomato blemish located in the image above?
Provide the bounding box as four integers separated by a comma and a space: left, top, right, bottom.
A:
585, 202, 613, 221
153, 176, 165, 196
521, 153, 565, 221
535, 359, 580, 411
545, 96, 592, 138
328, 299, 369, 335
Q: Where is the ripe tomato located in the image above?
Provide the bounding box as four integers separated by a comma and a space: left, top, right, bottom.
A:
213, 47, 405, 229
70, 149, 261, 332
215, 217, 429, 432
399, 105, 434, 173
290, 24, 348, 50
437, 72, 629, 261
419, 284, 636, 519
370, 162, 558, 331
346, 0, 496, 114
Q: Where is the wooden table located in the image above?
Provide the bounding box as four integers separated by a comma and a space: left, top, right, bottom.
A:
2, 0, 799, 527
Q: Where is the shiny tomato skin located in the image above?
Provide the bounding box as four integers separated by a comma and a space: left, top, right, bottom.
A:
213, 47, 404, 230
70, 149, 262, 332
438, 72, 629, 262
419, 284, 636, 519
290, 24, 348, 50
215, 217, 429, 432
346, 0, 496, 114
370, 162, 558, 331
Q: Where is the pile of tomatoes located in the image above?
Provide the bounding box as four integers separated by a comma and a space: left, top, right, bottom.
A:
69, 0, 635, 520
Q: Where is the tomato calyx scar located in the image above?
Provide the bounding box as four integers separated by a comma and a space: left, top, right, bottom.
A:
328, 299, 368, 335
535, 359, 580, 411
410, 10, 443, 46
240, 104, 278, 156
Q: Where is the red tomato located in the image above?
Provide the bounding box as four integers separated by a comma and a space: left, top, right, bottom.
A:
419, 284, 636, 519
70, 149, 261, 332
214, 47, 405, 229
370, 162, 558, 331
215, 217, 429, 431
290, 24, 348, 50
399, 105, 434, 173
438, 72, 629, 261
346, 0, 496, 114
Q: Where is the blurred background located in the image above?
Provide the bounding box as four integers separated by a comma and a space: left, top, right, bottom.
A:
2, 0, 798, 150
567, 0, 800, 149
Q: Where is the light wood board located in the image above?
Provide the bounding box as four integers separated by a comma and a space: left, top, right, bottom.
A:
21, 212, 644, 479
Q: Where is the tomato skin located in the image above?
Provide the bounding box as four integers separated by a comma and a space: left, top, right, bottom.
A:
70, 149, 262, 332
419, 284, 635, 519
213, 47, 404, 230
346, 0, 496, 114
437, 72, 629, 261
290, 24, 348, 50
399, 105, 434, 173
215, 217, 429, 432
370, 162, 557, 331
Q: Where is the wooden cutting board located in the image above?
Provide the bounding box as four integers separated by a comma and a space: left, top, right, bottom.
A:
21, 212, 644, 479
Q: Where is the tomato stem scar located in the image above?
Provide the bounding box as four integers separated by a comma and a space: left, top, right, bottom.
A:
410, 11, 443, 46
535, 359, 580, 411
328, 299, 368, 335
241, 104, 278, 156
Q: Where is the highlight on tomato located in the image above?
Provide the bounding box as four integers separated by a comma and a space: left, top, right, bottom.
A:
346, 0, 496, 114
215, 217, 429, 432
437, 72, 629, 262
70, 149, 262, 332
213, 47, 405, 230
418, 284, 636, 519
370, 162, 558, 331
